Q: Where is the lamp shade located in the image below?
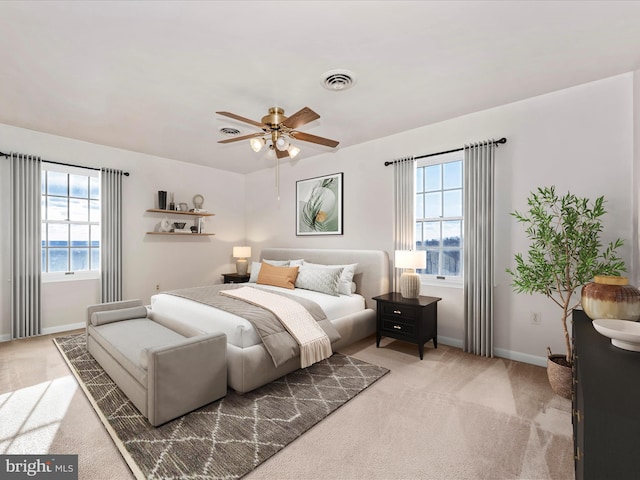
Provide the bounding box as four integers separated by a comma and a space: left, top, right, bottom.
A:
250, 138, 264, 152
287, 144, 301, 158
233, 246, 252, 258
394, 250, 426, 270
275, 136, 289, 151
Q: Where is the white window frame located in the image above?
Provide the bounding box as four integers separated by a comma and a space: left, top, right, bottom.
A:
41, 163, 100, 283
415, 151, 464, 288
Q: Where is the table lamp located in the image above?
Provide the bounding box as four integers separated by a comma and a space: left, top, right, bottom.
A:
233, 246, 252, 275
395, 250, 426, 298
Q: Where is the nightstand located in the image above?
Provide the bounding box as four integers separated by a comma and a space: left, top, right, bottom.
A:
373, 292, 441, 359
221, 273, 250, 284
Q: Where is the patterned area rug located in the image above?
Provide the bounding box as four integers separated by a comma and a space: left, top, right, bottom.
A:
54, 334, 388, 479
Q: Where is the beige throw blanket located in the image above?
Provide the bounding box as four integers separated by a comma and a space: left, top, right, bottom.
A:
220, 286, 332, 368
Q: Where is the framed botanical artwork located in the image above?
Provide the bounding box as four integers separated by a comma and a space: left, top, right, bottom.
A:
296, 172, 343, 235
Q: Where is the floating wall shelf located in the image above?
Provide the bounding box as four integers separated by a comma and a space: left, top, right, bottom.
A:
145, 209, 215, 236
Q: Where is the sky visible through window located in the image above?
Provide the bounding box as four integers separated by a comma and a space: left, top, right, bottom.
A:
41, 169, 100, 273
416, 159, 463, 277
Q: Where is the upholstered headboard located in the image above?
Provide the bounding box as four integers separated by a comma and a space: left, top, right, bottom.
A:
260, 248, 390, 310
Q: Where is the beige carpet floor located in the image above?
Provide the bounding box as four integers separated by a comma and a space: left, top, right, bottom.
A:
0, 331, 574, 480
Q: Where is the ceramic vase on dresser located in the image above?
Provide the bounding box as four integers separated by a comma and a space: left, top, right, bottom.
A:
581, 275, 640, 321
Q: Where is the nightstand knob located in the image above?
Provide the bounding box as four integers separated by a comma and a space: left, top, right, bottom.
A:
393, 325, 402, 330
393, 310, 402, 315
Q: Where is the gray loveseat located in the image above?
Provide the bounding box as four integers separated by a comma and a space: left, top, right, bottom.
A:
86, 299, 227, 426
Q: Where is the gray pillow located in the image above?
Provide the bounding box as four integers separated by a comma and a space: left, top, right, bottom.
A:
295, 265, 343, 296
303, 262, 358, 296
91, 306, 148, 326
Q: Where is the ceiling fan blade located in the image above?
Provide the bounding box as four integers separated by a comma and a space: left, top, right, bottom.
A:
275, 147, 289, 159
218, 132, 265, 144
290, 131, 339, 148
281, 107, 320, 129
216, 111, 264, 128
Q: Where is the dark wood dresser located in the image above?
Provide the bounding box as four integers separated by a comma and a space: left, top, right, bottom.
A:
572, 309, 640, 480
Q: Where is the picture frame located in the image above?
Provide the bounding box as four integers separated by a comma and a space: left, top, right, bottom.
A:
296, 172, 343, 236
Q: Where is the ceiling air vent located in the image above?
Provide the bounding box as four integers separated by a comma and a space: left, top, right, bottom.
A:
219, 127, 241, 136
321, 69, 356, 91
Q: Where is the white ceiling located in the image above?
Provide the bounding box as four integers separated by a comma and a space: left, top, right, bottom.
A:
2, 1, 640, 174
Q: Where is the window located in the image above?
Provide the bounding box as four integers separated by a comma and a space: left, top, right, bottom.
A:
415, 152, 463, 283
41, 164, 100, 281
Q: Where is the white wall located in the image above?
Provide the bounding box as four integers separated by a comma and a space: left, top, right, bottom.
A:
0, 124, 246, 339
1, 73, 635, 363
246, 73, 635, 365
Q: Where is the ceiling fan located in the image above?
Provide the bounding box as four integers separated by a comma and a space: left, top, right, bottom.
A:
216, 106, 339, 159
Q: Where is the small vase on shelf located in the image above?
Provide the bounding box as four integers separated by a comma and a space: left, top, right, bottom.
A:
158, 191, 167, 210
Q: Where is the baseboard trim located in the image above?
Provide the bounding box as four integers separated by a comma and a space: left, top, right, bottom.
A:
0, 322, 84, 343
437, 336, 547, 367
42, 322, 85, 336
494, 348, 547, 367
437, 336, 463, 349
3, 323, 549, 367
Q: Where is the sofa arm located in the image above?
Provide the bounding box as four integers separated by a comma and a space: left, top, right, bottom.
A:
146, 332, 227, 426
86, 299, 144, 327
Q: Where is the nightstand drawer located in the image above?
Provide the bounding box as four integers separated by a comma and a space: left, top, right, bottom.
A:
381, 318, 415, 336
380, 303, 416, 320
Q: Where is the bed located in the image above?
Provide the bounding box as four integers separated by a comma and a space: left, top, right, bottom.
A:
149, 248, 390, 393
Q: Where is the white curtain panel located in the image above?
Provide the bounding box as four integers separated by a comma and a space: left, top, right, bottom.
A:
393, 156, 416, 292
10, 153, 42, 339
463, 140, 495, 357
101, 168, 123, 302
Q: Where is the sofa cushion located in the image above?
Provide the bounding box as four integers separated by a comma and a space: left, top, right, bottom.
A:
89, 319, 186, 385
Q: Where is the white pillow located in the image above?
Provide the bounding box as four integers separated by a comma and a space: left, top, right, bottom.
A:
248, 259, 290, 283
295, 265, 343, 296
264, 259, 290, 266
304, 262, 358, 296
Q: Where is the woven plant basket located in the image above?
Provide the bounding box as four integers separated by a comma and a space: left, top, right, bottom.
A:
547, 348, 572, 399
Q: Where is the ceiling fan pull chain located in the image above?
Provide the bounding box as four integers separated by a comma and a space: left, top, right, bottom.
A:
276, 157, 280, 200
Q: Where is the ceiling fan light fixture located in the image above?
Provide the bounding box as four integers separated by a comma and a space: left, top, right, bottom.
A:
216, 106, 338, 198
250, 137, 265, 152
266, 145, 276, 159
275, 136, 289, 151
287, 144, 301, 158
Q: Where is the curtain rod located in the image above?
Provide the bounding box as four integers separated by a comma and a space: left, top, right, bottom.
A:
384, 137, 507, 166
0, 151, 130, 176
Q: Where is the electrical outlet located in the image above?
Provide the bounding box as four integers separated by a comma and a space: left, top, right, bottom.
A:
530, 312, 541, 325
156, 284, 160, 291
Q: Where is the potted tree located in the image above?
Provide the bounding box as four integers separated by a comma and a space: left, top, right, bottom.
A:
507, 186, 625, 398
